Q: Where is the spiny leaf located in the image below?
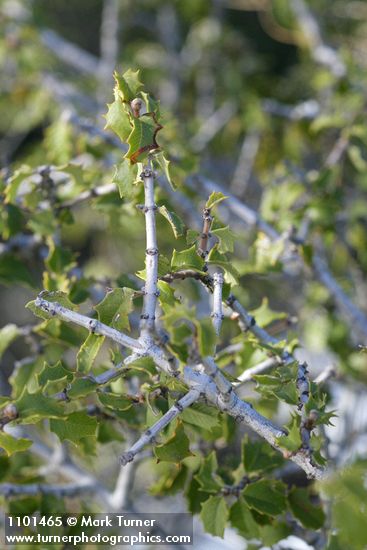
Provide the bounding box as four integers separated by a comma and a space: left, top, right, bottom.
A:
230, 497, 260, 539
196, 318, 217, 356
112, 160, 138, 199
37, 361, 72, 388
205, 191, 228, 210
211, 226, 236, 253
154, 151, 176, 190
288, 488, 326, 529
125, 113, 163, 164
200, 496, 229, 538
50, 411, 97, 445
14, 388, 64, 424
194, 451, 224, 493
243, 479, 287, 516
0, 432, 32, 456
0, 324, 20, 360
171, 245, 205, 272
4, 165, 33, 204
153, 421, 193, 463
207, 246, 239, 285
77, 333, 104, 373
104, 100, 132, 143
113, 69, 143, 102
158, 205, 185, 238
94, 287, 135, 331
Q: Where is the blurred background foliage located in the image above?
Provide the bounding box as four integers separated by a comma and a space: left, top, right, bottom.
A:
1, 0, 367, 548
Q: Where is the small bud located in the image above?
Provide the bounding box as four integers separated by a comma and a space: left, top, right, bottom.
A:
3, 403, 18, 420
131, 98, 143, 117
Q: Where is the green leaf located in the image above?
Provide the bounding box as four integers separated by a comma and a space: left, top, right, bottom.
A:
104, 100, 132, 142
45, 241, 75, 274
211, 226, 236, 253
181, 402, 219, 431
154, 151, 176, 190
4, 165, 33, 203
97, 391, 133, 411
125, 113, 162, 164
112, 160, 138, 199
194, 451, 223, 493
205, 191, 228, 210
154, 421, 192, 463
200, 496, 229, 538
321, 462, 367, 548
288, 488, 325, 529
77, 333, 104, 373
243, 480, 287, 516
0, 432, 32, 456
158, 205, 185, 238
197, 318, 217, 356
15, 389, 64, 424
207, 246, 239, 285
171, 245, 205, 272
249, 298, 288, 328
94, 287, 134, 331
50, 411, 97, 445
242, 436, 284, 473
114, 69, 143, 102
277, 415, 302, 452
68, 377, 97, 398
0, 255, 35, 287
0, 324, 20, 360
230, 497, 260, 538
141, 91, 160, 116
37, 361, 72, 388
157, 281, 177, 306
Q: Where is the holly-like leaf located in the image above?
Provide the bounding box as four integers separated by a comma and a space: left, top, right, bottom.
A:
207, 246, 239, 285
249, 298, 288, 328
153, 421, 192, 463
288, 488, 326, 529
277, 415, 302, 452
104, 100, 132, 143
50, 411, 97, 445
67, 377, 97, 399
0, 255, 35, 288
4, 165, 33, 204
37, 361, 72, 389
97, 391, 134, 411
15, 389, 64, 424
141, 91, 160, 116
230, 497, 260, 539
205, 191, 228, 210
113, 69, 143, 102
76, 333, 104, 373
181, 402, 219, 431
158, 205, 185, 238
243, 480, 287, 516
94, 287, 134, 332
0, 432, 32, 456
242, 436, 284, 473
157, 281, 177, 306
0, 324, 20, 360
154, 151, 176, 190
171, 245, 205, 272
112, 160, 138, 199
195, 451, 224, 493
211, 226, 236, 253
125, 113, 163, 164
200, 496, 229, 538
196, 318, 217, 356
